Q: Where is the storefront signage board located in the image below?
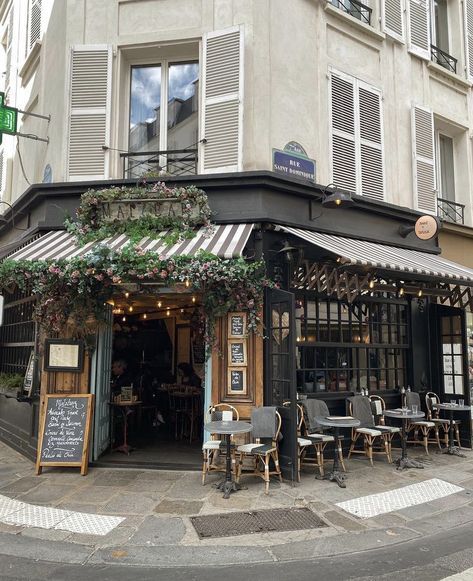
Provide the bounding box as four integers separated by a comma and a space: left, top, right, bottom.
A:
228, 312, 247, 338
414, 215, 439, 240
99, 198, 200, 223
35, 394, 94, 476
228, 340, 247, 366
228, 368, 247, 393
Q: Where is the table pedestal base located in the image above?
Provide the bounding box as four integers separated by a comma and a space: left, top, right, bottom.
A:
214, 479, 245, 499
113, 443, 134, 455
442, 446, 466, 457
396, 457, 424, 470
316, 470, 347, 488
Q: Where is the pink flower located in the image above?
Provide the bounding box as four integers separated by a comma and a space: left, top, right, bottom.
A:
112, 276, 121, 283
160, 270, 168, 279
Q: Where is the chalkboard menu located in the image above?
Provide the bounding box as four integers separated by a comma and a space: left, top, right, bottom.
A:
229, 341, 246, 365
228, 368, 246, 393
192, 338, 206, 365
36, 394, 94, 476
228, 312, 246, 337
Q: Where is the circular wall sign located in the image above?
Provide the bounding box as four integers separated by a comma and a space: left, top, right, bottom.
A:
414, 215, 439, 240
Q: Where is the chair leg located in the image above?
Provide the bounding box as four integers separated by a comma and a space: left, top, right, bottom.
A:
273, 451, 282, 482
384, 437, 391, 463
422, 429, 429, 455
202, 451, 207, 485
367, 437, 374, 467
264, 454, 270, 494
316, 446, 324, 476
455, 425, 461, 448
348, 432, 359, 459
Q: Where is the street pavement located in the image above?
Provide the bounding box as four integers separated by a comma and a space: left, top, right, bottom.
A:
1, 440, 473, 578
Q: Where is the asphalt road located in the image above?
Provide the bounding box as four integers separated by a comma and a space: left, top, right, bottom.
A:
2, 520, 473, 581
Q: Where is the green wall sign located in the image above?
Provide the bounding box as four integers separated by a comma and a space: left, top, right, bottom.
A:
0, 92, 18, 144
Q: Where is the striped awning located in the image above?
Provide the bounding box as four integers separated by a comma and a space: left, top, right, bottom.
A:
8, 224, 254, 261
281, 226, 473, 285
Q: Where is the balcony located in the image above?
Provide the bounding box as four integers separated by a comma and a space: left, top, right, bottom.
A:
330, 0, 372, 25
431, 45, 457, 74
437, 198, 465, 225
121, 148, 198, 179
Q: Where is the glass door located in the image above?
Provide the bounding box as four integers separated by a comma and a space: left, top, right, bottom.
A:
264, 288, 297, 481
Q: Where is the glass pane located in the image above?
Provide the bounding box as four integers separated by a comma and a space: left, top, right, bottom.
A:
129, 65, 162, 154
167, 62, 199, 169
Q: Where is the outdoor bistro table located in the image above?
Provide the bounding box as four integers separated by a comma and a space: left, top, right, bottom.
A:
204, 420, 252, 499
383, 409, 425, 470
434, 403, 471, 457
314, 416, 360, 488
109, 401, 142, 455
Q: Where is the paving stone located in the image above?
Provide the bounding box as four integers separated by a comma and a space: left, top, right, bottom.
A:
323, 510, 366, 531
56, 502, 101, 513
68, 526, 135, 547
308, 501, 332, 513
63, 485, 119, 504
0, 477, 41, 494
20, 527, 71, 542
17, 484, 72, 504
0, 522, 24, 534
166, 475, 211, 500
154, 499, 203, 515
410, 505, 473, 534
102, 492, 157, 515
128, 515, 186, 546
92, 471, 143, 487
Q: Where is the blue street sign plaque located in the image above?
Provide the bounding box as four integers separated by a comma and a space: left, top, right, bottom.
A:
272, 148, 316, 182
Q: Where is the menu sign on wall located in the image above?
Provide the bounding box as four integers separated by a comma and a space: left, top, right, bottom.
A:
226, 312, 249, 397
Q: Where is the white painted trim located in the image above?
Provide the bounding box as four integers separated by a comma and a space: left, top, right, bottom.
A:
381, 0, 405, 43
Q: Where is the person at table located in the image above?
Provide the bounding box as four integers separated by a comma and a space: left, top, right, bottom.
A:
177, 362, 202, 389
111, 359, 133, 397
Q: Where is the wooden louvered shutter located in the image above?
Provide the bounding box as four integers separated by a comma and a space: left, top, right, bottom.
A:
4, 7, 13, 98
28, 0, 41, 52
464, 0, 473, 81
359, 84, 384, 201
200, 25, 243, 173
67, 46, 112, 180
412, 105, 436, 213
407, 0, 430, 60
383, 0, 404, 41
0, 150, 5, 194
330, 73, 357, 193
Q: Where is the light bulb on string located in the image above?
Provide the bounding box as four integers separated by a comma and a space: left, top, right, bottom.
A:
128, 305, 133, 312
157, 301, 162, 308
125, 292, 129, 299
122, 316, 126, 322
192, 296, 196, 303
166, 309, 171, 317
185, 279, 190, 288
143, 313, 147, 320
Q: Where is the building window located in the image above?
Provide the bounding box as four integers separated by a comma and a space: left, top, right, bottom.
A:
27, 0, 41, 53
128, 61, 199, 177
436, 132, 465, 223
430, 0, 457, 73
296, 294, 409, 393
331, 0, 372, 25
330, 71, 384, 201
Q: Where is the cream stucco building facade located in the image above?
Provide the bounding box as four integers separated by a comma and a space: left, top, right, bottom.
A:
0, 0, 472, 227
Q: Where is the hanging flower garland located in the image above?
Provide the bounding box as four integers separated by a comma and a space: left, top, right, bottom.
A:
65, 182, 213, 245
0, 245, 272, 345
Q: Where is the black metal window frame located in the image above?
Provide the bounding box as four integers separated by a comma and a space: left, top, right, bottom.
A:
431, 44, 457, 74
295, 292, 409, 394
0, 288, 36, 376
331, 0, 372, 25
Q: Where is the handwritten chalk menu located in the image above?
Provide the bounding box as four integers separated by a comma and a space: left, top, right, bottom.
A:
229, 341, 246, 365
36, 394, 94, 476
229, 369, 245, 392
228, 312, 247, 338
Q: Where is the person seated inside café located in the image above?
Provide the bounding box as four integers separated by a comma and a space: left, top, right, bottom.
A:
177, 362, 202, 389
111, 359, 133, 397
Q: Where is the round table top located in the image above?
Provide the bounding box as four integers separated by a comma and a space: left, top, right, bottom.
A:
434, 403, 471, 412
384, 409, 424, 420
314, 416, 361, 428
204, 420, 253, 434
109, 401, 142, 407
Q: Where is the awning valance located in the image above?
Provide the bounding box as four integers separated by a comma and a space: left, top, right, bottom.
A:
7, 224, 254, 261
280, 226, 473, 285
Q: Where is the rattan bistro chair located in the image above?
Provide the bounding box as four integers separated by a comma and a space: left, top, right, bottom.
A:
405, 391, 435, 454
348, 395, 393, 466
369, 395, 401, 452
236, 406, 282, 494
202, 404, 239, 485
425, 391, 461, 449
300, 399, 346, 477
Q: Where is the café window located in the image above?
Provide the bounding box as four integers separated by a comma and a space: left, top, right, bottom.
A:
296, 294, 409, 393
128, 61, 199, 176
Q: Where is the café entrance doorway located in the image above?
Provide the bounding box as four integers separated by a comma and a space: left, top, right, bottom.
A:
92, 291, 207, 469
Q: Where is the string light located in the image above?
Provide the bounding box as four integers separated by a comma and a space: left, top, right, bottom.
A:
192, 296, 196, 303
157, 300, 162, 308
417, 289, 423, 297
399, 287, 405, 297
124, 292, 129, 299
122, 316, 126, 322
185, 279, 190, 288
166, 308, 171, 316
143, 313, 147, 320
128, 305, 133, 312
180, 308, 184, 314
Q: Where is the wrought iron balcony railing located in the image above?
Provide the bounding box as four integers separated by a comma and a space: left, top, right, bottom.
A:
431, 44, 457, 74
121, 148, 198, 179
331, 0, 372, 25
437, 197, 465, 225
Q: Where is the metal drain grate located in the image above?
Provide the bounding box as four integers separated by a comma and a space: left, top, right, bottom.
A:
190, 507, 327, 539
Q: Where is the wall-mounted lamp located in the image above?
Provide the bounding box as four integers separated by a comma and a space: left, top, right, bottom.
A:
322, 184, 355, 209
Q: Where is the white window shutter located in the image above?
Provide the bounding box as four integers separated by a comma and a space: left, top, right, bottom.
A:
200, 25, 243, 174
407, 0, 431, 60
359, 85, 384, 201
330, 73, 357, 193
383, 0, 404, 41
28, 0, 41, 52
4, 7, 13, 97
464, 0, 473, 81
412, 105, 436, 213
0, 149, 4, 195
67, 46, 112, 181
